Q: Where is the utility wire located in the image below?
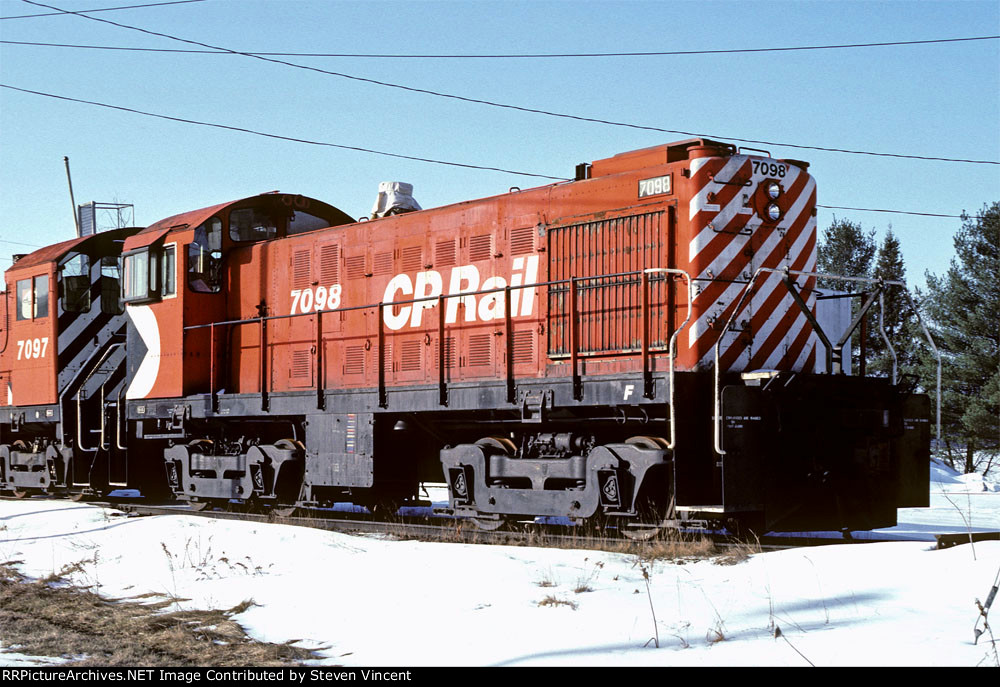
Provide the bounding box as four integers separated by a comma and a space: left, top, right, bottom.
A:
0, 239, 45, 248
3, 34, 997, 57
0, 83, 566, 181
816, 205, 981, 219
1, 83, 988, 220
20, 1, 999, 166
0, 0, 204, 20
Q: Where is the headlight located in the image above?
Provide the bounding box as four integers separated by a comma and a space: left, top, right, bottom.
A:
766, 203, 781, 221
767, 182, 781, 199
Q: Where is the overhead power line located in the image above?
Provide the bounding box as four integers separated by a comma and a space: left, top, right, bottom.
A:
0, 83, 984, 222
816, 205, 981, 219
3, 34, 997, 57
0, 0, 204, 20
20, 1, 999, 166
0, 83, 566, 181
0, 238, 45, 248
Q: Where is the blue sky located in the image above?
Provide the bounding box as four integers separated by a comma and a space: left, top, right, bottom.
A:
1, 0, 998, 288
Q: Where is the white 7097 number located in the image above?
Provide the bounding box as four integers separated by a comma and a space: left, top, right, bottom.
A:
290, 285, 342, 315
16, 337, 49, 360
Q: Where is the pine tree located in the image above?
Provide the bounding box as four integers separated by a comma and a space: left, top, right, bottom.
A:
869, 228, 917, 379
817, 218, 877, 373
919, 202, 999, 474
817, 218, 877, 283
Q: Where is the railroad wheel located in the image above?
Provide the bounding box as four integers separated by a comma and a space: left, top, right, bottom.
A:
271, 506, 298, 518
471, 514, 507, 531
12, 488, 30, 499
625, 435, 669, 450
620, 521, 668, 541
475, 436, 517, 455
274, 438, 306, 452
188, 499, 212, 512
468, 438, 514, 530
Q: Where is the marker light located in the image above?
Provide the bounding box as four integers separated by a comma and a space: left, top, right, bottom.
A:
766, 203, 781, 221
767, 182, 781, 199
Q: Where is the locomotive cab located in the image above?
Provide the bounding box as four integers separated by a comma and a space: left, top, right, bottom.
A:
1, 227, 140, 497
121, 193, 353, 401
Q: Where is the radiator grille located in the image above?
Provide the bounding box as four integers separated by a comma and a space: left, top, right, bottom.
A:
547, 211, 668, 355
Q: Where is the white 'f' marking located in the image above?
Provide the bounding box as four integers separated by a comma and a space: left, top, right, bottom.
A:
623, 384, 635, 401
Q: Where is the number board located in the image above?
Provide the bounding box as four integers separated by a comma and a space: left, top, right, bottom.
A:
638, 174, 671, 198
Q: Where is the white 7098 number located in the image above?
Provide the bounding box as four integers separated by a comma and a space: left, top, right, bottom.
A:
16, 337, 49, 360
290, 285, 342, 315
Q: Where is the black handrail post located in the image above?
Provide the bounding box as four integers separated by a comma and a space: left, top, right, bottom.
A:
377, 304, 387, 408
259, 317, 269, 412
316, 310, 325, 410
438, 295, 447, 406
641, 270, 652, 398
570, 277, 581, 400
505, 284, 515, 403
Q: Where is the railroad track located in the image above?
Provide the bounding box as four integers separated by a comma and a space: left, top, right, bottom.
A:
7, 493, 985, 552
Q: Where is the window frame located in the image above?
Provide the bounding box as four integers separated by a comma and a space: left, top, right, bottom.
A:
122, 247, 160, 305
161, 243, 177, 299
187, 217, 223, 294
59, 253, 92, 314
15, 275, 49, 321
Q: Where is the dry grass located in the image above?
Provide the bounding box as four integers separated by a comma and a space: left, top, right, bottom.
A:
387, 519, 721, 563
712, 537, 763, 566
0, 563, 320, 667
536, 595, 578, 610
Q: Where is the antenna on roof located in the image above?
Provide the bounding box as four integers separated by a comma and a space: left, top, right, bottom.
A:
64, 156, 81, 236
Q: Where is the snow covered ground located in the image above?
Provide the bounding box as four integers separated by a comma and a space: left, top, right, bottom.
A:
2, 459, 999, 667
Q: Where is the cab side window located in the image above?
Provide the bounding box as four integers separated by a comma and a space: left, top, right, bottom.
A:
287, 210, 332, 236
230, 207, 277, 242
60, 253, 91, 313
16, 276, 49, 320
123, 249, 155, 303
188, 217, 222, 293
161, 245, 176, 297
102, 256, 124, 314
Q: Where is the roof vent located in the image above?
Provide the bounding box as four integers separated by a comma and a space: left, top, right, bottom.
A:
370, 181, 422, 219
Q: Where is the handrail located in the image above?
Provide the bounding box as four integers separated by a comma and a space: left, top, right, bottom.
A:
183, 270, 657, 332
713, 267, 941, 456
642, 268, 694, 451
75, 342, 123, 453
191, 269, 693, 440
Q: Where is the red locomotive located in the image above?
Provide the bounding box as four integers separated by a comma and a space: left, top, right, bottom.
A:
0, 139, 930, 534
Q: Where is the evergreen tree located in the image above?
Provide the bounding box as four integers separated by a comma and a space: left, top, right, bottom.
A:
816, 218, 877, 373
817, 218, 877, 284
869, 227, 918, 379
919, 202, 999, 474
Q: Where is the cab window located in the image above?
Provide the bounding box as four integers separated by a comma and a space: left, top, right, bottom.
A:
60, 253, 91, 313
230, 207, 277, 242
102, 256, 124, 314
16, 276, 49, 320
288, 210, 332, 236
123, 249, 154, 303
161, 245, 176, 297
188, 217, 222, 293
